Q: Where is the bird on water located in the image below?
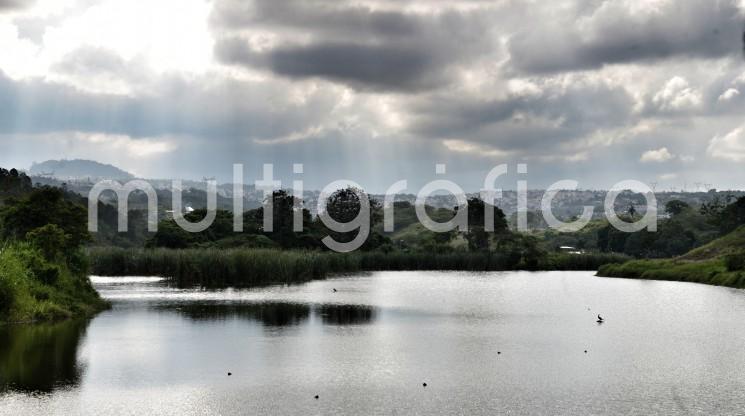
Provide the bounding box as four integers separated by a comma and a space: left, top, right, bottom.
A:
597, 314, 604, 323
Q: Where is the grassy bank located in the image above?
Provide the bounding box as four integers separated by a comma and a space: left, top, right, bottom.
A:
598, 258, 745, 289
598, 226, 745, 289
89, 247, 630, 288
0, 244, 108, 323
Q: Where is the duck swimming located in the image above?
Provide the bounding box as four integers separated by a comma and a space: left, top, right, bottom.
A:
596, 314, 604, 323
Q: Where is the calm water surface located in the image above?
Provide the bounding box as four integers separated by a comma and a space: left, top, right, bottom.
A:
2, 271, 745, 415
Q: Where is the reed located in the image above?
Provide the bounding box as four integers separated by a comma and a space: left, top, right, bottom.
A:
89, 247, 630, 288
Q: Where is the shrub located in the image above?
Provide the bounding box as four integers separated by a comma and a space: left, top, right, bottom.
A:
31, 263, 61, 285
724, 251, 745, 272
26, 224, 69, 261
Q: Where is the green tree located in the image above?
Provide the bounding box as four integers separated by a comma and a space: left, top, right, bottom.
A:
256, 190, 318, 249
718, 196, 745, 235
323, 187, 386, 250
460, 197, 508, 251
0, 186, 90, 252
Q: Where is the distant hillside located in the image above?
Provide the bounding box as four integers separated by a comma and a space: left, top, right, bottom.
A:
678, 225, 745, 261
598, 226, 745, 289
30, 159, 134, 180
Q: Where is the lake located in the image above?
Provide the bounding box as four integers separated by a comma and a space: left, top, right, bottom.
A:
2, 271, 745, 415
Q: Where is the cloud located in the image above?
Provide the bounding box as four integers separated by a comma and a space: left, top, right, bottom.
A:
708, 126, 745, 162
0, 70, 341, 141
3, 0, 745, 190
211, 0, 498, 91
0, 0, 29, 11
641, 147, 674, 163
651, 76, 702, 112
404, 74, 636, 159
77, 132, 176, 157
718, 88, 740, 101
507, 0, 744, 74
216, 39, 447, 91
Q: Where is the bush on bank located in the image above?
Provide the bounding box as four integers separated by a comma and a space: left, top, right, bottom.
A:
0, 243, 107, 323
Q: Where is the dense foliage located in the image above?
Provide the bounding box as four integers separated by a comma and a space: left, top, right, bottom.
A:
0, 180, 107, 323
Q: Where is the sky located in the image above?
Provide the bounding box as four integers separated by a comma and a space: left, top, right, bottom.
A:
1, 0, 744, 192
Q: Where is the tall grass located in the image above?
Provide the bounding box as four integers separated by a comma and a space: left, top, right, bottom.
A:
598, 258, 745, 289
89, 247, 630, 288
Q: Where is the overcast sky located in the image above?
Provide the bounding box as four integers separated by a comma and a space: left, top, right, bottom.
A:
1, 0, 744, 192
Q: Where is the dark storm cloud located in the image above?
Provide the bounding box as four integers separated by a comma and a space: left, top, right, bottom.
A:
216, 39, 447, 91
406, 81, 636, 152
211, 0, 497, 91
0, 70, 336, 140
508, 0, 744, 74
211, 0, 424, 38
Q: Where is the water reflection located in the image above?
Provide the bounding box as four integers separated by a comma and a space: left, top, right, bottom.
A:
159, 302, 311, 327
318, 304, 377, 325
156, 302, 378, 327
0, 319, 89, 393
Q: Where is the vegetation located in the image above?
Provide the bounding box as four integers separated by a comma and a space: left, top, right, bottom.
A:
9, 163, 745, 294
598, 258, 745, 289
89, 246, 629, 288
0, 185, 108, 323
599, 225, 745, 289
0, 243, 107, 322
0, 168, 33, 200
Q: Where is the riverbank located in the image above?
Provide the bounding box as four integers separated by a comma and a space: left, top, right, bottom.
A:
89, 247, 629, 288
598, 258, 745, 289
0, 244, 109, 324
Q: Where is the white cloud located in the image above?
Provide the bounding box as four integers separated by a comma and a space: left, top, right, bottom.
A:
718, 88, 740, 102
78, 133, 176, 157
652, 76, 702, 112
507, 79, 543, 98
442, 139, 512, 158
708, 126, 745, 162
641, 147, 674, 163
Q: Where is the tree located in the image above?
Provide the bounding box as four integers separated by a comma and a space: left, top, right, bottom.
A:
459, 197, 508, 251
147, 220, 194, 248
323, 187, 386, 250
665, 200, 690, 216
716, 196, 745, 235
256, 190, 318, 248
0, 167, 32, 194
0, 186, 89, 252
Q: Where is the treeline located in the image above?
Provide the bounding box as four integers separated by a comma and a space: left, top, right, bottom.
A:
89, 247, 630, 288
145, 188, 517, 253
542, 196, 745, 259
0, 168, 32, 197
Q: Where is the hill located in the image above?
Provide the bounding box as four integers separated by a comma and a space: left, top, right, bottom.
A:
598, 226, 745, 289
678, 225, 745, 261
30, 159, 134, 181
